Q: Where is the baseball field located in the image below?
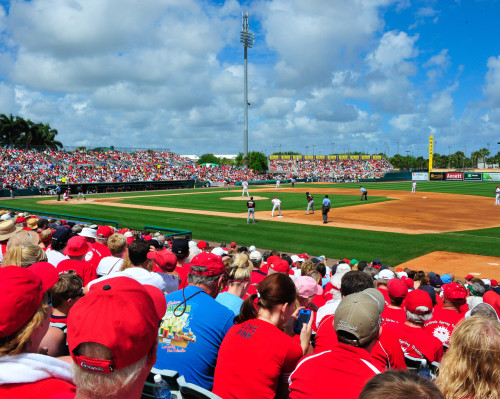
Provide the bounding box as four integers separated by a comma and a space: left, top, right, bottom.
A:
3, 180, 500, 279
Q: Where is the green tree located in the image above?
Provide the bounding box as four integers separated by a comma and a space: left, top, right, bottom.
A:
197, 153, 221, 165
0, 113, 63, 149
235, 151, 268, 171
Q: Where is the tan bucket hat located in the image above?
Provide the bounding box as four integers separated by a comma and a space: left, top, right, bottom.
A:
0, 220, 24, 241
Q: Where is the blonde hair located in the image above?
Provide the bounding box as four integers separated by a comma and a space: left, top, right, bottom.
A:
2, 243, 48, 267
107, 234, 127, 256
0, 295, 50, 356
436, 317, 500, 399
307, 270, 322, 285
226, 255, 251, 286
301, 260, 316, 276
72, 343, 148, 397
119, 253, 153, 272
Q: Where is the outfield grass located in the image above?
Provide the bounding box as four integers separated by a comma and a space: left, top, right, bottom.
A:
2, 181, 500, 265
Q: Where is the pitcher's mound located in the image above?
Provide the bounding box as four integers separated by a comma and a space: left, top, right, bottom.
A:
221, 196, 268, 201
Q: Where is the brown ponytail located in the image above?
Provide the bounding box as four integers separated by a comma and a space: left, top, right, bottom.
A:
235, 273, 297, 324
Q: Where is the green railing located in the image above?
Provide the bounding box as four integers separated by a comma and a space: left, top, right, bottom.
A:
143, 225, 192, 240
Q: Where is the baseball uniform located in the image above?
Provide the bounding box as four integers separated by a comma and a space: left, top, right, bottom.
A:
306, 193, 314, 214
242, 181, 249, 197
275, 180, 280, 190
271, 197, 282, 217
247, 198, 256, 223
412, 181, 417, 194
495, 185, 499, 205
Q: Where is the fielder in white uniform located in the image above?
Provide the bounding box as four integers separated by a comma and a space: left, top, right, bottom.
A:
242, 180, 249, 197
271, 197, 282, 217
412, 181, 417, 194
275, 179, 280, 190
495, 185, 500, 206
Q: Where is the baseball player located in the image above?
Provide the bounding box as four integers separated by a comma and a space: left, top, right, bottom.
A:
77, 185, 86, 200
305, 192, 315, 214
412, 181, 417, 194
271, 197, 282, 217
360, 186, 368, 201
247, 196, 256, 223
275, 179, 280, 191
242, 180, 250, 197
495, 185, 500, 206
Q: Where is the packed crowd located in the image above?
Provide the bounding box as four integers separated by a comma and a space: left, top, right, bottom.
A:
0, 209, 499, 399
0, 149, 270, 189
269, 158, 393, 181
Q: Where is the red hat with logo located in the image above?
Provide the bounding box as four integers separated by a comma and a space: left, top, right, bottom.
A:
387, 278, 408, 299
64, 236, 91, 257
189, 252, 225, 276
491, 279, 498, 288
68, 277, 166, 373
443, 282, 467, 302
147, 250, 177, 272
0, 262, 58, 338
404, 289, 433, 315
483, 291, 500, 318
465, 274, 474, 281
267, 255, 290, 273
96, 225, 113, 239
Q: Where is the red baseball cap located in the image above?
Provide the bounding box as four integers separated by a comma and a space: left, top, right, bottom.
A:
230, 242, 237, 248
197, 240, 208, 249
267, 256, 290, 273
387, 278, 408, 299
147, 250, 177, 272
68, 277, 166, 373
0, 262, 59, 338
96, 225, 113, 239
491, 279, 498, 288
465, 274, 474, 280
189, 252, 225, 276
404, 289, 433, 315
64, 236, 91, 257
483, 291, 500, 318
405, 278, 414, 289
443, 282, 467, 302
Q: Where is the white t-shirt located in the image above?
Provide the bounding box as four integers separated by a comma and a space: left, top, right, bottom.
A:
272, 198, 281, 206
46, 249, 69, 267
96, 256, 124, 276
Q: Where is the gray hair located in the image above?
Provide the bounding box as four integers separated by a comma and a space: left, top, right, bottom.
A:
187, 265, 223, 287
406, 309, 433, 325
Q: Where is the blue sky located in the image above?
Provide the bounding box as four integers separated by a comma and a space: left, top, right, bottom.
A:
0, 0, 500, 157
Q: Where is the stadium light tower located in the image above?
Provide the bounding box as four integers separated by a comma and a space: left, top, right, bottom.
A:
241, 11, 255, 163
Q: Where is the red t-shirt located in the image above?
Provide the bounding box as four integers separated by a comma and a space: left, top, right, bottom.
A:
385, 323, 443, 363
381, 306, 406, 326
57, 259, 96, 286
246, 269, 268, 296
314, 314, 406, 371
378, 288, 390, 306
213, 318, 303, 399
0, 378, 75, 399
424, 307, 465, 344
311, 294, 326, 309
84, 242, 111, 275
289, 343, 384, 399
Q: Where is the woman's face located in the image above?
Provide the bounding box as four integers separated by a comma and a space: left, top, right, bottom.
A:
28, 308, 51, 354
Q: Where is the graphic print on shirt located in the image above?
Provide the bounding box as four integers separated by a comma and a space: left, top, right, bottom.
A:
158, 301, 197, 352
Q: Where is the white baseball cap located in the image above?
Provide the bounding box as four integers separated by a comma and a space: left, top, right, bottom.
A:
375, 269, 395, 280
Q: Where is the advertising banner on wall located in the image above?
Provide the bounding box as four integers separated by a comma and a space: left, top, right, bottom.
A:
316, 155, 325, 160
483, 173, 500, 182
372, 155, 382, 160
292, 155, 303, 160
463, 173, 482, 181
269, 155, 279, 160
304, 155, 314, 160
349, 155, 360, 160
281, 155, 291, 160
446, 172, 464, 181
361, 155, 371, 160
430, 172, 445, 181
327, 155, 337, 160
338, 155, 349, 160
412, 172, 429, 181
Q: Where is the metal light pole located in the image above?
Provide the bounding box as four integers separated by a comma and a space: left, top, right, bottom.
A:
241, 11, 254, 163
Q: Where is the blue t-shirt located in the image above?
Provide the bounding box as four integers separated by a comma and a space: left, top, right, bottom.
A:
322, 198, 331, 206
216, 292, 244, 317
155, 285, 235, 390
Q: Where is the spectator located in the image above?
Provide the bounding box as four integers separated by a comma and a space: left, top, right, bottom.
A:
170, 238, 191, 288
0, 263, 75, 397
436, 316, 500, 399
154, 252, 234, 390
57, 236, 94, 286
385, 289, 443, 363
2, 242, 47, 267
359, 370, 444, 399
375, 268, 395, 306
216, 253, 252, 316
84, 225, 113, 275
0, 219, 24, 262
247, 250, 266, 296
46, 227, 72, 267
213, 273, 312, 399
67, 277, 166, 399
96, 233, 127, 277
381, 278, 408, 326
424, 282, 467, 344
465, 302, 499, 321
289, 289, 385, 399
40, 273, 84, 357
